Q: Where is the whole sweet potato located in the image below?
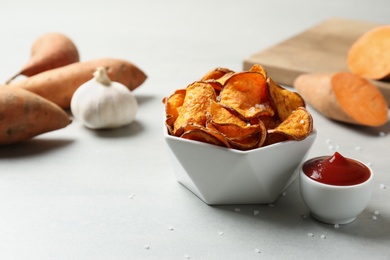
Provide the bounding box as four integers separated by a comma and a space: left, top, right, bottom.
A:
9, 58, 147, 109
0, 86, 71, 145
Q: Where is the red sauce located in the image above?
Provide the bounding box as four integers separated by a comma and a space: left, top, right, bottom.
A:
303, 152, 371, 186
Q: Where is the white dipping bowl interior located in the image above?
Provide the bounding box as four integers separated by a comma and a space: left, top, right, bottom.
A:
164, 127, 317, 205
299, 157, 373, 224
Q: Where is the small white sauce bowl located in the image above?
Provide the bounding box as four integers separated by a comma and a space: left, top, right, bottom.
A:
299, 157, 373, 224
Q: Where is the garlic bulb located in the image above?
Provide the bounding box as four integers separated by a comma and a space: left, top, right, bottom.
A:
70, 67, 138, 129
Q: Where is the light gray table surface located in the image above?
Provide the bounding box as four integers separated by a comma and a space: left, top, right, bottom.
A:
1, 0, 389, 259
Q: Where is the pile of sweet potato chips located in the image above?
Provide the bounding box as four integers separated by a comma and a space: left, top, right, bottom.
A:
163, 64, 313, 150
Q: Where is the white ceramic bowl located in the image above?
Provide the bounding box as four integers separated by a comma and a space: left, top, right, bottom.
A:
299, 157, 373, 224
164, 128, 317, 205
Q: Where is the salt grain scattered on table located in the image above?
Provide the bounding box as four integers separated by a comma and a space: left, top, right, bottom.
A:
308, 233, 314, 237
372, 215, 378, 221
255, 248, 261, 254
254, 210, 260, 215
184, 254, 191, 259
129, 193, 135, 199
218, 231, 224, 236
234, 208, 241, 212
321, 234, 326, 239
334, 224, 340, 228
325, 140, 343, 150
168, 226, 174, 231
379, 131, 386, 137
374, 210, 380, 215
144, 244, 150, 249
380, 183, 386, 189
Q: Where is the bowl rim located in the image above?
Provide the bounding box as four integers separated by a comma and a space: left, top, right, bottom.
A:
300, 157, 373, 188
164, 126, 317, 155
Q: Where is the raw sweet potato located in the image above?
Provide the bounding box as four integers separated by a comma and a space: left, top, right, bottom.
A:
347, 25, 390, 80
6, 32, 80, 84
294, 72, 388, 127
0, 86, 71, 145
8, 58, 147, 109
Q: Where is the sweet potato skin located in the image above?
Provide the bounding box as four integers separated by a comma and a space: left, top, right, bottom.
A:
6, 32, 80, 84
9, 58, 147, 109
293, 72, 351, 122
0, 86, 71, 145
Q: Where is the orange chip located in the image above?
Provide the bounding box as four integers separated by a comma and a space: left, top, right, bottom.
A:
248, 64, 267, 79
207, 100, 261, 139
202, 68, 235, 92
214, 71, 234, 86
227, 131, 265, 150
268, 107, 313, 141
207, 100, 248, 126
164, 89, 186, 119
262, 132, 288, 147
228, 119, 267, 149
201, 67, 234, 81
204, 79, 224, 92
181, 127, 229, 148
163, 89, 186, 134
220, 72, 274, 119
258, 115, 280, 130
210, 122, 261, 141
267, 77, 306, 121
163, 64, 314, 150
173, 82, 216, 136
165, 115, 175, 135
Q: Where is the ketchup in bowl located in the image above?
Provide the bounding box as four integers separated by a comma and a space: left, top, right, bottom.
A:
302, 152, 371, 186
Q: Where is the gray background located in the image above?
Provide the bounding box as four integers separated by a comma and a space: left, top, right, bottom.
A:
1, 0, 389, 259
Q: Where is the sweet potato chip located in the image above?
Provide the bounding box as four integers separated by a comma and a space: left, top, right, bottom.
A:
205, 79, 224, 92
228, 119, 267, 148
181, 127, 229, 148
227, 131, 265, 150
214, 71, 234, 86
164, 89, 186, 118
249, 64, 267, 79
201, 67, 234, 81
220, 72, 274, 119
267, 77, 306, 121
258, 115, 280, 130
268, 107, 313, 141
207, 100, 262, 139
212, 123, 261, 141
163, 64, 314, 150
207, 100, 248, 127
203, 70, 235, 92
263, 132, 288, 146
173, 82, 217, 136
163, 89, 186, 134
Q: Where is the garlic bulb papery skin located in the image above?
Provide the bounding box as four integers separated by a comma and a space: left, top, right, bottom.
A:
70, 67, 138, 129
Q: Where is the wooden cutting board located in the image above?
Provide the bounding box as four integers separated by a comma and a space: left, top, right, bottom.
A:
243, 17, 390, 105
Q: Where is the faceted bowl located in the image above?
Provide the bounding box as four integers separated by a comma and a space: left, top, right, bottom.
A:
164, 127, 317, 205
